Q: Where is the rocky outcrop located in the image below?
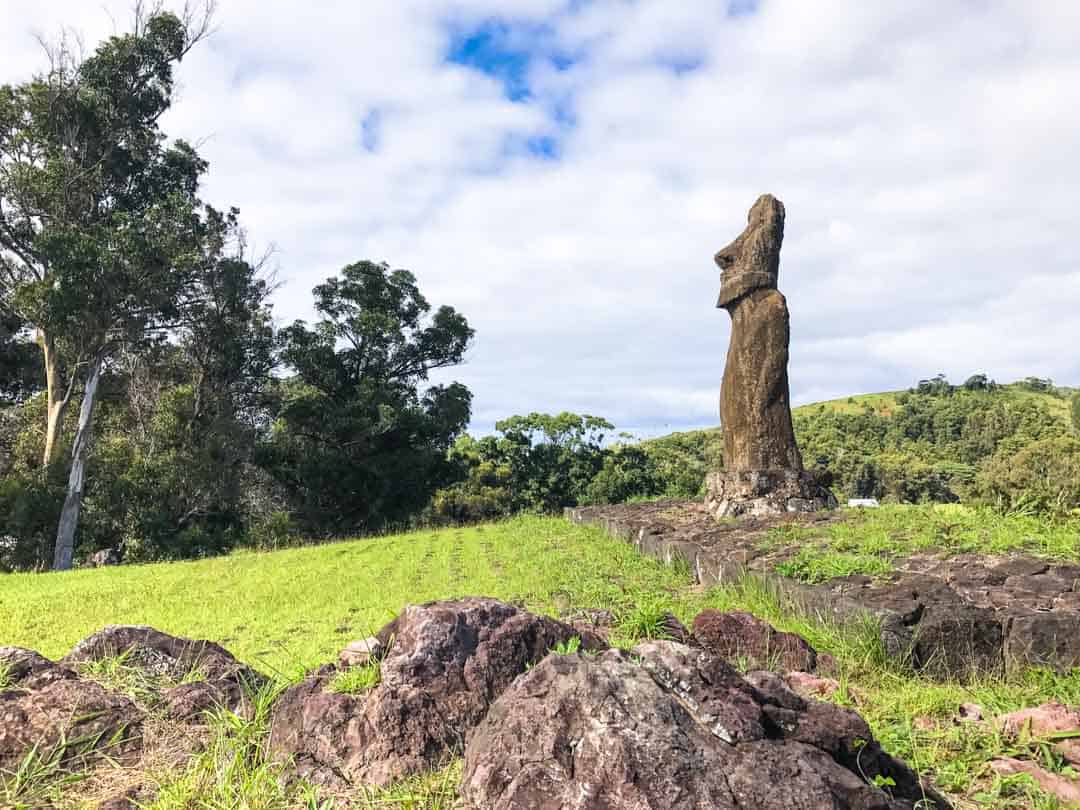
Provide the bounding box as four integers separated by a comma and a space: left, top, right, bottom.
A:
0, 667, 144, 772
568, 500, 1080, 677
999, 701, 1080, 766
0, 646, 77, 689
269, 597, 605, 788
461, 640, 947, 809
693, 609, 817, 672
708, 194, 837, 517
63, 624, 265, 720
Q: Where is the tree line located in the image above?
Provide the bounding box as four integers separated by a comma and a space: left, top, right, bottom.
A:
0, 8, 474, 570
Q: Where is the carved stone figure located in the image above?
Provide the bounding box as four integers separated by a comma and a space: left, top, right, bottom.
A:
705, 194, 836, 517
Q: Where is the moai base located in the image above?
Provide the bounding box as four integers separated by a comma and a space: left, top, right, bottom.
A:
705, 469, 836, 518
706, 194, 837, 520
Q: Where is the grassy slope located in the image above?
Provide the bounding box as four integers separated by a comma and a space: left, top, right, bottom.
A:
5, 513, 1080, 806
793, 382, 1074, 422
0, 516, 690, 672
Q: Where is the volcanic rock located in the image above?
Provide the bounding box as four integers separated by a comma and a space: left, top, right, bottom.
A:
461, 641, 947, 809
0, 676, 143, 772
269, 597, 604, 788
63, 624, 264, 720
692, 609, 817, 672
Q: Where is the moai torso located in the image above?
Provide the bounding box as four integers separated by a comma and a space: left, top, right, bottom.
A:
715, 194, 803, 474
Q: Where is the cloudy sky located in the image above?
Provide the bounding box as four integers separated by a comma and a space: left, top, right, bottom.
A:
3, 1, 1079, 434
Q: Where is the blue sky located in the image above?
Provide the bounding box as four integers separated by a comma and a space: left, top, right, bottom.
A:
2, 0, 1079, 435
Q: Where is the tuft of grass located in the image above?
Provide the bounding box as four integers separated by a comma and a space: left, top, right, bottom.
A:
614, 597, 680, 647
147, 678, 309, 809
355, 760, 461, 809
0, 740, 89, 810
329, 659, 382, 695
552, 636, 582, 656
0, 661, 13, 691
775, 548, 894, 584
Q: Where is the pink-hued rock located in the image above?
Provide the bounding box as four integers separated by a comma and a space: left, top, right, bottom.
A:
785, 670, 841, 700
339, 637, 383, 668
692, 609, 817, 672
0, 678, 143, 771
999, 701, 1080, 764
462, 641, 948, 809
269, 597, 605, 788
991, 757, 1080, 803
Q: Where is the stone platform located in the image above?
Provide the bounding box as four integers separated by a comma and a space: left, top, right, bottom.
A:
567, 500, 1080, 679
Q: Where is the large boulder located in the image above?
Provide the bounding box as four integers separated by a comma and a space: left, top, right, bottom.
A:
461, 641, 947, 810
692, 609, 817, 672
63, 625, 264, 721
0, 670, 143, 772
0, 646, 77, 690
269, 597, 604, 788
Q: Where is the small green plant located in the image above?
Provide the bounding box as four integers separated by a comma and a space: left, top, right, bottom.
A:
76, 649, 204, 705
0, 741, 87, 809
328, 659, 382, 695
775, 548, 894, 584
355, 760, 462, 809
552, 636, 582, 656
149, 678, 308, 809
616, 598, 675, 644
0, 661, 13, 691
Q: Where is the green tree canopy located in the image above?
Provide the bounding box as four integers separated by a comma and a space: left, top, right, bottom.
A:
264, 260, 474, 535
0, 7, 216, 567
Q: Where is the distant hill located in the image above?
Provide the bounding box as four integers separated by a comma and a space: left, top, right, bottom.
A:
796, 380, 1074, 426
638, 378, 1077, 503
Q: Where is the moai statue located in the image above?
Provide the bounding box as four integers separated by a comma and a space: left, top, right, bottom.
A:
705, 194, 836, 518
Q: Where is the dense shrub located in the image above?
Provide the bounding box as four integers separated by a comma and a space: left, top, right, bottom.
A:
970, 436, 1080, 517
582, 445, 663, 505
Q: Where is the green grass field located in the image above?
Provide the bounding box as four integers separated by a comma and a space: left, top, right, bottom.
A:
4, 512, 1080, 808
770, 504, 1080, 584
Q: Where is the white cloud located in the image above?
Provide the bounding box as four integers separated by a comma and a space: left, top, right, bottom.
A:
2, 0, 1078, 432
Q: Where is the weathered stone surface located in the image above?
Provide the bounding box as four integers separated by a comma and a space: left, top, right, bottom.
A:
692, 609, 817, 672
785, 671, 842, 700
911, 605, 1003, 678
707, 194, 837, 518
269, 597, 604, 788
1005, 611, 1080, 672
163, 679, 251, 722
339, 636, 383, 668
0, 646, 77, 689
461, 643, 946, 809
64, 624, 264, 720
0, 677, 143, 771
990, 757, 1080, 804
999, 701, 1080, 765
567, 501, 1080, 677
65, 625, 258, 684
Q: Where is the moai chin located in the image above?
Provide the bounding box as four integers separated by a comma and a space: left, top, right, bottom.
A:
705, 194, 837, 518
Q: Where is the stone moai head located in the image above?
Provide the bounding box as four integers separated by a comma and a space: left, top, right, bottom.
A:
714, 193, 785, 309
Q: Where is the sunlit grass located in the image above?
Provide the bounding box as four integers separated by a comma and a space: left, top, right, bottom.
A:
0, 515, 692, 671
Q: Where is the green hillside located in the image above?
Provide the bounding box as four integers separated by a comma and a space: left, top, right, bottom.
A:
796, 381, 1074, 424
639, 378, 1079, 510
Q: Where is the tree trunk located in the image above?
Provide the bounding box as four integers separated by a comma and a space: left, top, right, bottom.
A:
52, 353, 103, 571
41, 332, 71, 466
